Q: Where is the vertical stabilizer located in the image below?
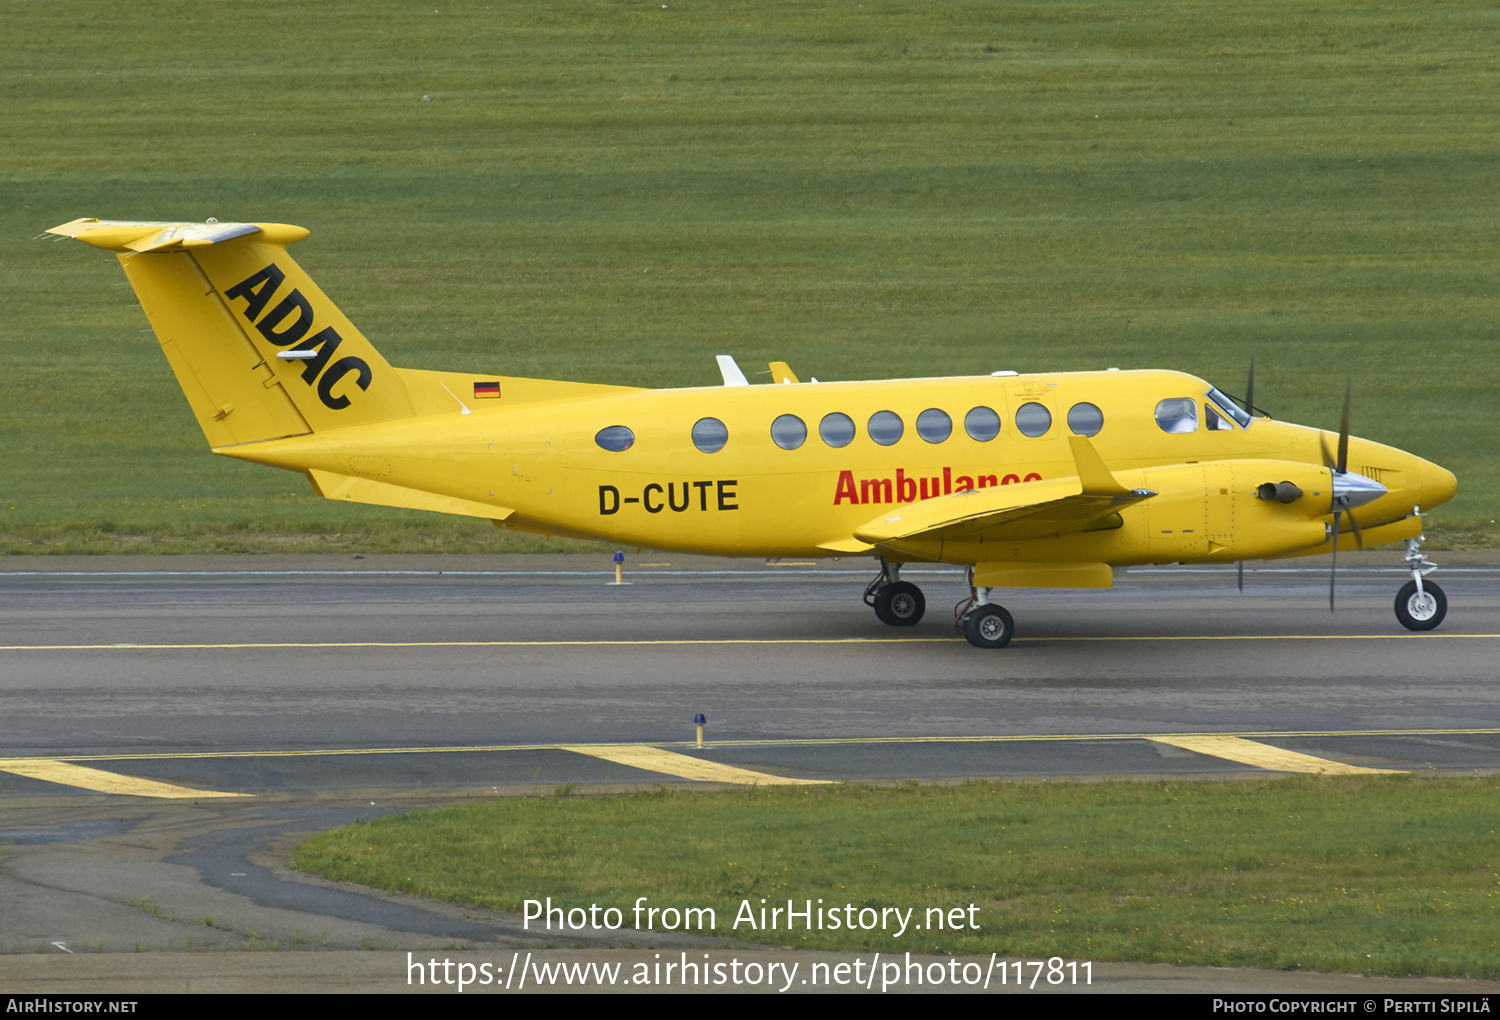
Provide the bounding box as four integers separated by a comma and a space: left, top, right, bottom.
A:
48, 218, 414, 446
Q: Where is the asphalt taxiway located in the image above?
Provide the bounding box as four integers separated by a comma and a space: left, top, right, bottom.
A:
2, 551, 1499, 990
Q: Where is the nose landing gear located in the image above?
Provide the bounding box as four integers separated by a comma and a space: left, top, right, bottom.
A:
864, 559, 926, 626
1396, 535, 1445, 631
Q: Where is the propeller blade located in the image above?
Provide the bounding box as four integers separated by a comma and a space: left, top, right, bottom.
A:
1244, 351, 1255, 419
1237, 560, 1244, 593
1347, 507, 1363, 550
1336, 377, 1351, 475
1329, 510, 1341, 612
1320, 432, 1338, 471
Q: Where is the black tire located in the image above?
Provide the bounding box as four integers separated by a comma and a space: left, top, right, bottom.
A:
872, 581, 925, 626
1395, 579, 1446, 631
963, 604, 1015, 648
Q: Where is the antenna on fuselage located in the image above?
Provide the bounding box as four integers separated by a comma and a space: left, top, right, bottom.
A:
716, 355, 749, 387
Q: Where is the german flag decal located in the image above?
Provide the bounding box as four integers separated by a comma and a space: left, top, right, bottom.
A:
473, 381, 501, 399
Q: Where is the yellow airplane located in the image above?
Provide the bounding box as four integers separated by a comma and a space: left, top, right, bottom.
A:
48, 217, 1458, 648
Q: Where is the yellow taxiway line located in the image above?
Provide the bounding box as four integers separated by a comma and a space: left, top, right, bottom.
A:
5, 728, 1496, 764
3, 728, 1488, 797
561, 745, 829, 786
2, 635, 1499, 651
0, 759, 252, 799
1147, 736, 1406, 775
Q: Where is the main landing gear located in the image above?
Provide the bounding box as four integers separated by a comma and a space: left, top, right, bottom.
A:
1396, 536, 1446, 631
865, 560, 1016, 648
864, 559, 926, 626
953, 570, 1015, 649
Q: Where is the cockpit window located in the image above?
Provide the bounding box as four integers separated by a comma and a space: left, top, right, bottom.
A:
1205, 405, 1233, 431
1154, 398, 1198, 434
1205, 387, 1252, 428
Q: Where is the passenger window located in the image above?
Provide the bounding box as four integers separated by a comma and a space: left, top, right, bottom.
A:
915, 408, 952, 444
868, 410, 904, 446
595, 425, 635, 452
819, 412, 856, 448
771, 413, 807, 450
964, 406, 1001, 442
691, 417, 728, 453
1067, 401, 1104, 437
1015, 402, 1052, 438
1154, 398, 1198, 434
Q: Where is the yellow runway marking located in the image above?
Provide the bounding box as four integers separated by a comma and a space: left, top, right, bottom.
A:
1148, 736, 1405, 775
561, 745, 829, 786
3, 634, 1500, 651
0, 759, 253, 799
0, 639, 955, 650
2, 728, 1493, 765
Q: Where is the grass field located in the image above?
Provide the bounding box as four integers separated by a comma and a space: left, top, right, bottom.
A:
4, 1, 1498, 552
293, 776, 1500, 977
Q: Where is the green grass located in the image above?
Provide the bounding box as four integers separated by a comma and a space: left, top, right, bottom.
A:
4, 1, 1498, 550
293, 775, 1500, 976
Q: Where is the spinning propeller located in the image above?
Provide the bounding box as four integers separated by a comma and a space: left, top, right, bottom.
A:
1231, 361, 1380, 606
1319, 379, 1388, 610
1325, 379, 1356, 609
1237, 353, 1256, 594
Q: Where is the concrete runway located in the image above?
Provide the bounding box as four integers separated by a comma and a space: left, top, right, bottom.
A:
3, 551, 1499, 991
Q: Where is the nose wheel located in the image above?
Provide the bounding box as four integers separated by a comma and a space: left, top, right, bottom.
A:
1396, 579, 1446, 631
1397, 534, 1446, 631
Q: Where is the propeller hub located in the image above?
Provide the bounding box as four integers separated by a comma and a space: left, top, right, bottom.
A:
1331, 470, 1387, 512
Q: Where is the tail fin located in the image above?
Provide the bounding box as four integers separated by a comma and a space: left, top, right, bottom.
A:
48, 218, 414, 447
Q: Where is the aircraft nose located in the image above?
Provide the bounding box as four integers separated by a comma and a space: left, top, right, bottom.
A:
1418, 459, 1458, 510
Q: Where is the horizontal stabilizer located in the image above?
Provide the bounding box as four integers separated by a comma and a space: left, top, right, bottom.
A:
307, 469, 514, 521
816, 536, 875, 554
48, 218, 307, 252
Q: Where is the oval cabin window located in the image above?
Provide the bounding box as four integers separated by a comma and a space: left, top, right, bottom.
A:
1067, 402, 1104, 437
594, 426, 635, 452
819, 412, 856, 448
1015, 402, 1052, 438
916, 408, 952, 444
964, 406, 1001, 442
771, 414, 807, 450
868, 410, 904, 447
691, 417, 728, 453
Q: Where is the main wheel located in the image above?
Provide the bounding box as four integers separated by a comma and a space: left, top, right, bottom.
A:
962, 604, 1015, 648
1395, 579, 1446, 631
872, 581, 925, 626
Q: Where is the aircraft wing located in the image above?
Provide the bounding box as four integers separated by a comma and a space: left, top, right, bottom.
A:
852, 437, 1155, 546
